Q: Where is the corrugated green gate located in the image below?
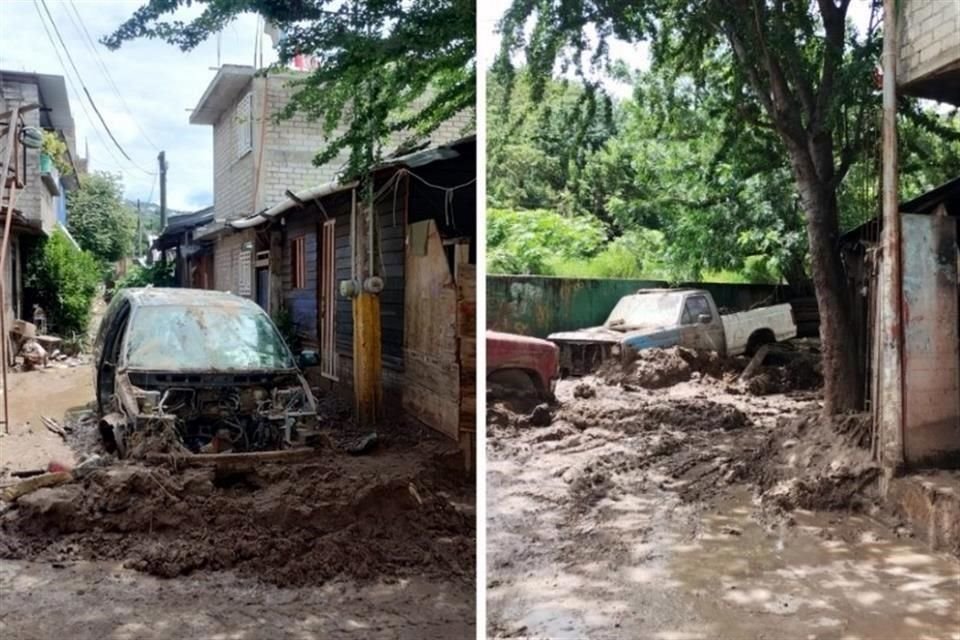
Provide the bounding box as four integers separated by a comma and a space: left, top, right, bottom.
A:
487, 275, 785, 338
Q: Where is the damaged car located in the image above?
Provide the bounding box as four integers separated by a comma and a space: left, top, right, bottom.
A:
93, 287, 321, 456
549, 288, 797, 376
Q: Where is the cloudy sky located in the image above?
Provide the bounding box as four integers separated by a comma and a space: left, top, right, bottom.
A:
0, 0, 277, 211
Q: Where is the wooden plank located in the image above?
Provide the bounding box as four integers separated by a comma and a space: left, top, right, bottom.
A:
145, 447, 318, 467
1, 472, 73, 502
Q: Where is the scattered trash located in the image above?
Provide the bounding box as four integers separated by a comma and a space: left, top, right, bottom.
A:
41, 416, 67, 440
347, 432, 379, 455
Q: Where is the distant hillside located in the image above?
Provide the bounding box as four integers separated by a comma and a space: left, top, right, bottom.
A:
124, 200, 193, 233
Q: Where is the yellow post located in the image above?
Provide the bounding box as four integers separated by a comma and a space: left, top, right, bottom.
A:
353, 290, 382, 427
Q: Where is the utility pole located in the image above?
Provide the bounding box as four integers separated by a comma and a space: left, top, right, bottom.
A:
158, 151, 167, 265
136, 199, 142, 257
158, 151, 167, 230
879, 0, 904, 474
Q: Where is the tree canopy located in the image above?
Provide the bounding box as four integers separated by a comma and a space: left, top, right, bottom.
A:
488, 67, 960, 286
66, 171, 136, 264
103, 0, 475, 177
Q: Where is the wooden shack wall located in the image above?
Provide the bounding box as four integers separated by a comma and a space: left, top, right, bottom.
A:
457, 261, 477, 467
403, 218, 460, 439
332, 180, 407, 390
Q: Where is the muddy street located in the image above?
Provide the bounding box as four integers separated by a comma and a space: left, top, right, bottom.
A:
487, 365, 960, 639
0, 361, 93, 473
0, 354, 476, 639
0, 560, 472, 639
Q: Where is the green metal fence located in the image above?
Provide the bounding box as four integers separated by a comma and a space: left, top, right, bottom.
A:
487, 275, 785, 338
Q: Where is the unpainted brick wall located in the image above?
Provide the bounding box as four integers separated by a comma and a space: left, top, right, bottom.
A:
253, 74, 474, 213
0, 80, 55, 233
211, 78, 257, 222
899, 0, 960, 86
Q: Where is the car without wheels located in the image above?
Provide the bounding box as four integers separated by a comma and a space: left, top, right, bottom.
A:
93, 287, 322, 456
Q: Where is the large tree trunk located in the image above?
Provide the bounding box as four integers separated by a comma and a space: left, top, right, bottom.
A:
791, 169, 863, 415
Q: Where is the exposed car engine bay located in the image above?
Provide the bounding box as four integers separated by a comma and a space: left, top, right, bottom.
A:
102, 371, 320, 456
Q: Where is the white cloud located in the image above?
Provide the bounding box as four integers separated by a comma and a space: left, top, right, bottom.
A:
0, 0, 277, 211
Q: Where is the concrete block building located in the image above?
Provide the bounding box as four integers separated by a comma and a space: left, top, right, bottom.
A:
0, 70, 79, 331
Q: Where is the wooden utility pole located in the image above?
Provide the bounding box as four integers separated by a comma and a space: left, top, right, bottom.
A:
879, 0, 904, 472
352, 182, 383, 428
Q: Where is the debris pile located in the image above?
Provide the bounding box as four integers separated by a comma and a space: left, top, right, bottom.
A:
594, 344, 822, 396
742, 348, 823, 396
753, 411, 878, 513
0, 445, 474, 587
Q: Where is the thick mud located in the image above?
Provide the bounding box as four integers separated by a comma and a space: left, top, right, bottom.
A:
1, 397, 475, 589
487, 351, 957, 638
0, 560, 473, 640
598, 344, 823, 396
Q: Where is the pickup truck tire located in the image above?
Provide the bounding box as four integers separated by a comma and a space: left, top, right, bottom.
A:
745, 328, 776, 357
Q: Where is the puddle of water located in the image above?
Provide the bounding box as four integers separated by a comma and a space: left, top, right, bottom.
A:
670, 490, 960, 639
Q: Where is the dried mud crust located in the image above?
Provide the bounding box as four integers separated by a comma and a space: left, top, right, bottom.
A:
0, 443, 475, 588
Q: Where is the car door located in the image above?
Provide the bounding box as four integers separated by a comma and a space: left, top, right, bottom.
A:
96, 299, 131, 412
678, 294, 723, 352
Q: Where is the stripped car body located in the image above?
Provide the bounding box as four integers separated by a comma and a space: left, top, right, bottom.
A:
94, 288, 320, 456
486, 330, 559, 399
549, 289, 797, 376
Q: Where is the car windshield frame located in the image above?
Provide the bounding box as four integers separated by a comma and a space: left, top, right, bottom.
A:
604, 293, 683, 331
121, 303, 297, 372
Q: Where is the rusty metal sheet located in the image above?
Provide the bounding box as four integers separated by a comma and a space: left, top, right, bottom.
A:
902, 213, 960, 466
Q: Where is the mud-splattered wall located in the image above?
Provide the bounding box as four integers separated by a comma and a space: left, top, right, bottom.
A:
487, 276, 785, 338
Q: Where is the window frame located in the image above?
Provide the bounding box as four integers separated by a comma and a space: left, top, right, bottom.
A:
682, 295, 712, 325
234, 92, 253, 158
290, 235, 307, 290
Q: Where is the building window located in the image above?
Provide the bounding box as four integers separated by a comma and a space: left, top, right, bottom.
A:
235, 92, 253, 157
291, 236, 306, 289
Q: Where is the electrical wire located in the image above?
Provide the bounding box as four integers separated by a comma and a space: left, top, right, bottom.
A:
146, 171, 158, 205
64, 0, 161, 152
35, 0, 155, 176
31, 0, 132, 176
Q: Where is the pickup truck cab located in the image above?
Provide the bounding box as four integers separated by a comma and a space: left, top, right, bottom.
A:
549, 288, 797, 376
487, 331, 560, 399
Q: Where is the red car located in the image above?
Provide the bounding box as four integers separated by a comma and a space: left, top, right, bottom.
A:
486, 331, 559, 399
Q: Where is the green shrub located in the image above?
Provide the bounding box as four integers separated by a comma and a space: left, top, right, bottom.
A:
487, 208, 607, 275
272, 307, 301, 352
25, 229, 101, 336
112, 261, 175, 293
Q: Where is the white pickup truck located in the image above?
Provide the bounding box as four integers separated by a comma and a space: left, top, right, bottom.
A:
548, 288, 797, 376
